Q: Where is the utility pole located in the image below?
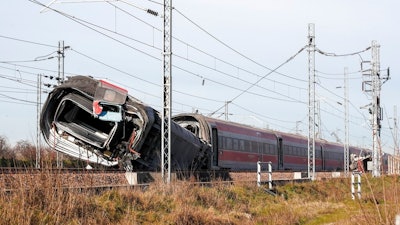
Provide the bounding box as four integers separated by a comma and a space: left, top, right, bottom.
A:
225, 101, 231, 121
307, 23, 316, 181
393, 106, 399, 174
344, 67, 349, 176
56, 40, 66, 168
316, 99, 321, 139
371, 41, 381, 177
36, 74, 42, 169
161, 0, 172, 184
361, 41, 389, 177
57, 40, 65, 84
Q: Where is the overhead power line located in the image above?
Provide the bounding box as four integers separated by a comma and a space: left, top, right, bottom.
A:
0, 93, 37, 104
0, 34, 58, 48
30, 1, 308, 107
209, 45, 307, 116
174, 8, 307, 83
316, 46, 371, 57
110, 2, 307, 91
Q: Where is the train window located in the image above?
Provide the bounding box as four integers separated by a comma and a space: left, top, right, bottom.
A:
270, 144, 276, 154
259, 142, 264, 153
239, 140, 245, 151
251, 141, 258, 152
283, 145, 288, 154
233, 139, 239, 151
226, 137, 232, 150
218, 136, 224, 149
263, 143, 268, 154
244, 141, 250, 152
290, 146, 294, 155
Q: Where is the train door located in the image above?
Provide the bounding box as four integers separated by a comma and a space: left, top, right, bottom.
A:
277, 137, 283, 170
211, 127, 219, 167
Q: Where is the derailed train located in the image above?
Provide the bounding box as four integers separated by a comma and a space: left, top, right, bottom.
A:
41, 76, 384, 172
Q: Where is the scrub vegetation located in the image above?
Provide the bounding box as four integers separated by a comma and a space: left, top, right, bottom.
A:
0, 170, 399, 225
0, 136, 399, 224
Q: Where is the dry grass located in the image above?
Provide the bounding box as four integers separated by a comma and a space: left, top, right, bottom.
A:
0, 171, 399, 225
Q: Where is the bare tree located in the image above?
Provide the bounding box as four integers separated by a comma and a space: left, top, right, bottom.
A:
0, 135, 13, 158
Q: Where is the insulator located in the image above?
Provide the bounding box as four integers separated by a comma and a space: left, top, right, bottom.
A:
147, 9, 158, 16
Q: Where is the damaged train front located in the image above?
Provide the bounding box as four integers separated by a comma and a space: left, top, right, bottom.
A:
40, 76, 145, 170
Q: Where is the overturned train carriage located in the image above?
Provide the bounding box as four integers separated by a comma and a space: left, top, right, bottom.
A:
40, 76, 211, 171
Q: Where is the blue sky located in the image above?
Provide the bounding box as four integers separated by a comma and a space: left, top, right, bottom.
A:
0, 0, 398, 154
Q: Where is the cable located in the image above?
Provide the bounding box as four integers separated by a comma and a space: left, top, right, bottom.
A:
316, 46, 371, 57
209, 45, 307, 116
316, 70, 362, 80
174, 64, 305, 104
32, 1, 307, 106
174, 54, 306, 100
71, 49, 159, 87
174, 8, 308, 83
230, 102, 298, 124
0, 99, 37, 106
315, 69, 361, 76
0, 34, 58, 48
0, 56, 56, 63
0, 93, 37, 104
110, 2, 307, 92
29, 0, 161, 61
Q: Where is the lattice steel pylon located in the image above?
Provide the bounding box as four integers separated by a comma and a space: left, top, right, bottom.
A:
371, 40, 381, 177
161, 0, 172, 184
307, 23, 316, 181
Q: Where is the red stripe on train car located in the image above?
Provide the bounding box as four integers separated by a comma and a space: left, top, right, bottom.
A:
219, 149, 277, 163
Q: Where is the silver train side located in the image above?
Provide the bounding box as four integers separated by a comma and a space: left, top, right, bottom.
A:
40, 76, 210, 171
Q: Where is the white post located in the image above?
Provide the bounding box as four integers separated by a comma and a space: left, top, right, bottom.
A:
268, 161, 272, 190
257, 161, 273, 190
257, 161, 261, 187
351, 172, 361, 200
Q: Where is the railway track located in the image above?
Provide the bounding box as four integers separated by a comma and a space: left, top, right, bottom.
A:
0, 167, 346, 192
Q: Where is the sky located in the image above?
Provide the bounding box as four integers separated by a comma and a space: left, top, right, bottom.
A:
0, 0, 398, 154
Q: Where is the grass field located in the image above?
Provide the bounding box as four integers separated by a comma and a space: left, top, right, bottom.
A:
0, 171, 399, 225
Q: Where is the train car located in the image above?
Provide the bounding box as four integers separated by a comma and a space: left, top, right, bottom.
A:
173, 113, 376, 172
40, 76, 210, 171
173, 113, 279, 171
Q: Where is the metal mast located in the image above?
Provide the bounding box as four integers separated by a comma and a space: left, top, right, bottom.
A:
161, 0, 172, 183
371, 40, 381, 177
316, 99, 321, 139
307, 23, 316, 180
57, 40, 65, 168
393, 106, 399, 174
344, 67, 349, 176
57, 40, 65, 84
36, 74, 42, 169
